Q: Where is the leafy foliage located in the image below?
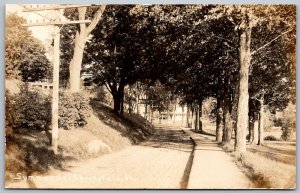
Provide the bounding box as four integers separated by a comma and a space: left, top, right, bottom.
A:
59, 92, 92, 129
6, 13, 51, 82
280, 103, 296, 141
12, 85, 51, 131
264, 135, 277, 141
5, 90, 14, 137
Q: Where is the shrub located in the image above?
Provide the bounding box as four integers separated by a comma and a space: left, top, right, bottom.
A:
274, 118, 283, 127
12, 85, 51, 132
263, 110, 275, 132
59, 92, 92, 130
10, 85, 92, 131
280, 103, 296, 141
264, 135, 277, 141
281, 127, 293, 141
5, 90, 14, 137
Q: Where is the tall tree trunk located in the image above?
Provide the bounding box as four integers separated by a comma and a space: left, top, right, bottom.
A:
166, 98, 170, 124
181, 106, 184, 126
232, 83, 239, 148
194, 104, 199, 130
69, 32, 86, 93
113, 84, 125, 114
258, 96, 264, 145
113, 93, 121, 113
223, 88, 233, 144
198, 100, 203, 132
224, 108, 233, 144
222, 102, 227, 143
235, 19, 252, 155
173, 102, 177, 124
249, 112, 254, 144
145, 103, 148, 120
189, 105, 193, 128
69, 6, 106, 93
136, 96, 140, 114
216, 98, 223, 143
191, 106, 195, 129
186, 105, 190, 128
253, 119, 259, 145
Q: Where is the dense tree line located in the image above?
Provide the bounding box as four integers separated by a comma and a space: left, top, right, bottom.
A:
60, 5, 295, 155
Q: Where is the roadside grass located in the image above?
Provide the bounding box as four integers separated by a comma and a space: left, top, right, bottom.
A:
221, 142, 296, 189
90, 100, 154, 143
58, 113, 132, 160
6, 100, 154, 182
247, 143, 296, 165
5, 132, 71, 182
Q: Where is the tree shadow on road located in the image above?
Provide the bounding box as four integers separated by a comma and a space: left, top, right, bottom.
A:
140, 128, 193, 152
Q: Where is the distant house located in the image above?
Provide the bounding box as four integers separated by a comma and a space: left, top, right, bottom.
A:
29, 81, 53, 90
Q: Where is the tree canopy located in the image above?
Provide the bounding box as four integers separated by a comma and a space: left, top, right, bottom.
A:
6, 13, 51, 82
59, 4, 295, 153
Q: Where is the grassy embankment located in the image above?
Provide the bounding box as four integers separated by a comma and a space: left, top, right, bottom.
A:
6, 98, 154, 181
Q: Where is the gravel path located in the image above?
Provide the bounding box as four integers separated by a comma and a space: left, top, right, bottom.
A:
6, 127, 255, 189
184, 129, 254, 189
6, 127, 193, 189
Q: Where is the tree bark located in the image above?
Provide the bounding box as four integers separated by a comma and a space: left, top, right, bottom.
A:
191, 106, 195, 129
113, 93, 122, 113
258, 96, 264, 145
235, 19, 252, 155
69, 6, 106, 93
195, 104, 199, 130
223, 87, 233, 144
186, 105, 190, 128
173, 102, 177, 124
181, 106, 184, 127
198, 100, 203, 132
166, 98, 170, 124
216, 98, 223, 143
253, 120, 259, 145
112, 83, 125, 114
136, 96, 140, 114
249, 112, 254, 144
69, 32, 86, 93
225, 112, 233, 143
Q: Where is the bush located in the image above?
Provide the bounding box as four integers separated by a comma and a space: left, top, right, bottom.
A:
280, 103, 296, 141
263, 110, 275, 132
264, 135, 277, 141
281, 127, 293, 141
10, 85, 92, 131
5, 90, 14, 137
59, 92, 92, 130
274, 118, 283, 127
12, 85, 51, 132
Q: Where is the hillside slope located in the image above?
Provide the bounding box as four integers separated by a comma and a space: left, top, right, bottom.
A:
5, 97, 154, 182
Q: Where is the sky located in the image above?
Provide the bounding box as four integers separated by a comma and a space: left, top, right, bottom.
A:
5, 3, 72, 60
6, 4, 69, 60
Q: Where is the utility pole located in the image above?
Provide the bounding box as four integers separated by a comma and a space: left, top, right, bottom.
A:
51, 25, 60, 153
21, 4, 91, 154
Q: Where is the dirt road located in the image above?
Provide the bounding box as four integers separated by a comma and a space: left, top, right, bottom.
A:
6, 127, 193, 189
6, 126, 254, 189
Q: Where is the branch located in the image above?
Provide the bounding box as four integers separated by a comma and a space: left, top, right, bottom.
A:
104, 81, 113, 94
78, 7, 87, 32
251, 28, 294, 56
86, 5, 106, 34
250, 90, 265, 101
